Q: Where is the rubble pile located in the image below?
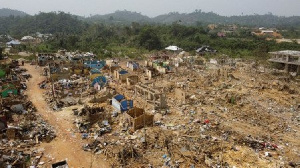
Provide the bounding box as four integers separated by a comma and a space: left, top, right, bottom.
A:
12, 51, 299, 167
0, 60, 56, 167
44, 77, 91, 110
73, 56, 300, 167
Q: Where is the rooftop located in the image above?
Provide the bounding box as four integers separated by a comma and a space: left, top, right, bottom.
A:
268, 50, 300, 57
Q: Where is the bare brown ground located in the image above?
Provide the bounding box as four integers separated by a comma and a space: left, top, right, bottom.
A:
24, 64, 110, 168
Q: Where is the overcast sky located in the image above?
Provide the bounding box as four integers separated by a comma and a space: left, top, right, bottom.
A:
0, 0, 299, 17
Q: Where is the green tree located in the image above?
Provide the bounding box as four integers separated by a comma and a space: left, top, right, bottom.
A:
0, 47, 3, 59
138, 27, 162, 50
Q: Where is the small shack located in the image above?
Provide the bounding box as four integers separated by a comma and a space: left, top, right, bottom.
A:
112, 94, 133, 112
91, 76, 107, 90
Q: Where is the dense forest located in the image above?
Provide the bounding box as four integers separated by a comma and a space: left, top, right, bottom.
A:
0, 8, 28, 17
0, 9, 300, 59
85, 10, 300, 28
1, 8, 300, 28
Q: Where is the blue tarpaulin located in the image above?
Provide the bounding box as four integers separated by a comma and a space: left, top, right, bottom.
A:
92, 76, 107, 87
90, 68, 101, 74
112, 94, 133, 112
119, 70, 128, 75
113, 94, 125, 101
84, 60, 106, 69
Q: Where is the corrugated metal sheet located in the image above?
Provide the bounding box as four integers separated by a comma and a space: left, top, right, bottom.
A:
112, 94, 133, 112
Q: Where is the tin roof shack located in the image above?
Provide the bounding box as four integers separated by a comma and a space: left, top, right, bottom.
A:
114, 69, 130, 83
127, 61, 139, 71
268, 50, 300, 74
112, 94, 133, 112
91, 76, 107, 91
125, 107, 153, 131
37, 53, 55, 66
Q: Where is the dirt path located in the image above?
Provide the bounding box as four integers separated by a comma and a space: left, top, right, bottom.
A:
24, 64, 110, 168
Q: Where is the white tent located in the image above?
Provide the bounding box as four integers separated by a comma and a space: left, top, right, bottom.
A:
165, 45, 182, 51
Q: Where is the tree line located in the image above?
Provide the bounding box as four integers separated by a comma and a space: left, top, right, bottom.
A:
0, 12, 300, 58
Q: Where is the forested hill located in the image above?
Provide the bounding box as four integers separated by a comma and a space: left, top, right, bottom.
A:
86, 10, 151, 24
0, 12, 87, 37
87, 10, 300, 28
0, 10, 300, 38
153, 11, 300, 28
0, 8, 28, 17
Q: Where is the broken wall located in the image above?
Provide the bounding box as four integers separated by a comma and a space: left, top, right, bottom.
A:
175, 88, 186, 104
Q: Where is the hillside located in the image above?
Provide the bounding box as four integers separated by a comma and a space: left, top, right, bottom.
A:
153, 10, 300, 27
86, 10, 300, 28
87, 10, 151, 24
0, 12, 86, 37
0, 8, 28, 17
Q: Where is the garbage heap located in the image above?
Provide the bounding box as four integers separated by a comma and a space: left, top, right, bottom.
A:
43, 75, 90, 110
0, 61, 56, 167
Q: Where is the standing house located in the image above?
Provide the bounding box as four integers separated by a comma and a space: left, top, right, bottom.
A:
125, 107, 154, 131
112, 94, 133, 112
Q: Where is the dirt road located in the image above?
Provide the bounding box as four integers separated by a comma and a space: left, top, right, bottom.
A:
24, 64, 110, 168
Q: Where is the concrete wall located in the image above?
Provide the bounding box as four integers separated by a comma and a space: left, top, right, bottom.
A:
175, 88, 186, 104
126, 108, 153, 131
127, 75, 139, 86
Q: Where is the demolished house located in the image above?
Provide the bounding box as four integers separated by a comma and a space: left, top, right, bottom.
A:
37, 53, 56, 66
124, 107, 153, 131
114, 69, 130, 83
268, 50, 300, 74
135, 83, 168, 110
0, 60, 56, 167
196, 45, 217, 55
